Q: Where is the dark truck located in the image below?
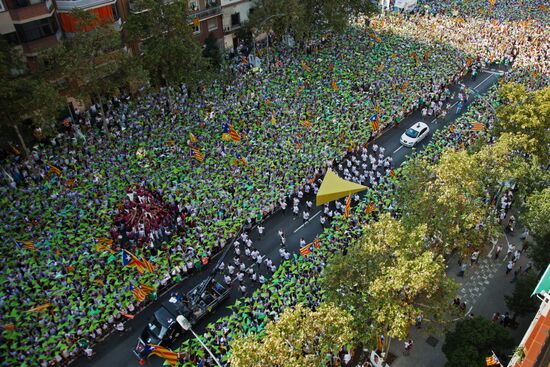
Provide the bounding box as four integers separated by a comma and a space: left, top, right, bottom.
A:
133, 229, 241, 359
133, 279, 229, 358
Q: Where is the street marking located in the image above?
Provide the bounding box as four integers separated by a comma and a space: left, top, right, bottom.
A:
393, 145, 404, 154
481, 69, 505, 76
473, 73, 495, 91
465, 306, 473, 316
293, 211, 321, 233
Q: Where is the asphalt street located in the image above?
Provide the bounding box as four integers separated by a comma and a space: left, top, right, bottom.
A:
75, 66, 503, 367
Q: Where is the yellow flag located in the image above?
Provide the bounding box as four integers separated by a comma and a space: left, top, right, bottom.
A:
271, 112, 276, 125
189, 132, 197, 143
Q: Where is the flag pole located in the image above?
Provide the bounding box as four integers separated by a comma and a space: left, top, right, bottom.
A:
491, 350, 504, 367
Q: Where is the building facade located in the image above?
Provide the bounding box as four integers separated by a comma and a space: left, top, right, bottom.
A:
508, 266, 550, 367
220, 0, 254, 49
188, 0, 223, 45
0, 0, 126, 66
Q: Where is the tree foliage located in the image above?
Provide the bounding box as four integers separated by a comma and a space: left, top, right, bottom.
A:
496, 83, 550, 165
443, 316, 514, 367
505, 272, 540, 320
523, 188, 550, 270
0, 39, 63, 156
125, 0, 210, 86
247, 0, 378, 41
46, 10, 145, 104
321, 214, 457, 345
228, 303, 356, 367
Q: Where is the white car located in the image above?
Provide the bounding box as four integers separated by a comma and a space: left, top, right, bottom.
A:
400, 122, 430, 147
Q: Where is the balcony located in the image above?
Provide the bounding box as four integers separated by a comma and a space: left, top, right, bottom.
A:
9, 0, 54, 22
55, 0, 115, 12
189, 5, 221, 20
21, 29, 61, 54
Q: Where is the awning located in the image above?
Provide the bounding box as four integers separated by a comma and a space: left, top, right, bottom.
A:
532, 264, 550, 296
316, 169, 368, 206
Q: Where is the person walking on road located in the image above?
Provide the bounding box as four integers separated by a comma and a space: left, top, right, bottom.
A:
257, 225, 264, 238
403, 340, 413, 355
494, 244, 502, 260
506, 260, 514, 276
302, 210, 310, 223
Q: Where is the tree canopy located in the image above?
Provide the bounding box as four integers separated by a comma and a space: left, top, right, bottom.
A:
229, 303, 356, 367
496, 83, 550, 165
522, 188, 550, 270
321, 214, 457, 346
124, 0, 210, 86
0, 39, 63, 156
443, 316, 514, 367
505, 272, 541, 320
247, 0, 378, 41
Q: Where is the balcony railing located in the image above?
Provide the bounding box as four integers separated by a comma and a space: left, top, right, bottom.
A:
55, 0, 115, 12
9, 0, 53, 22
189, 4, 221, 20
21, 29, 61, 54
223, 22, 241, 33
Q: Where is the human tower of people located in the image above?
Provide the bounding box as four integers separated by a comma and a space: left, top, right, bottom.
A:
0, 1, 548, 366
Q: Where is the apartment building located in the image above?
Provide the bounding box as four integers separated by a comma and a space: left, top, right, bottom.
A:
220, 0, 255, 49
0, 0, 126, 66
188, 0, 223, 45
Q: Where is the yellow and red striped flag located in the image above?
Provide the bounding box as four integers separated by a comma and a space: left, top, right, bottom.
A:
485, 353, 499, 366
192, 147, 204, 162
331, 80, 338, 91
389, 169, 396, 177
302, 120, 312, 128
344, 196, 351, 218
26, 303, 51, 313
468, 122, 485, 131
146, 345, 179, 366
400, 80, 409, 92
141, 258, 156, 273
20, 240, 36, 251
365, 203, 376, 214
95, 242, 115, 254
229, 124, 241, 142
48, 164, 62, 176
131, 285, 147, 302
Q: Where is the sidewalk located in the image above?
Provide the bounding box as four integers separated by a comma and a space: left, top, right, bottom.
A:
388, 219, 534, 367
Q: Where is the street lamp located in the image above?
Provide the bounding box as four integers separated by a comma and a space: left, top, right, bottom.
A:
176, 315, 223, 367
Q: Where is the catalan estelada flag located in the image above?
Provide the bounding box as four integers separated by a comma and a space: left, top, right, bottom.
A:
300, 243, 314, 257
143, 345, 179, 366
468, 122, 485, 131
229, 124, 241, 142
344, 196, 351, 218
389, 169, 396, 177
122, 250, 145, 274
131, 284, 147, 302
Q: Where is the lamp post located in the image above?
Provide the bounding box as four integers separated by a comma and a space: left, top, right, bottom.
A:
252, 13, 286, 71
176, 315, 223, 367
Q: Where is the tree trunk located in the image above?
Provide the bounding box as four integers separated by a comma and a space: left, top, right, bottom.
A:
13, 124, 29, 158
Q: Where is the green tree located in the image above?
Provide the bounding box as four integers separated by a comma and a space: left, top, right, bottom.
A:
496, 83, 550, 165
443, 317, 514, 367
45, 10, 145, 132
520, 184, 550, 271
229, 303, 356, 367
248, 0, 377, 41
0, 39, 63, 157
321, 214, 457, 349
505, 272, 540, 321
125, 0, 210, 86
398, 150, 499, 257
203, 32, 222, 68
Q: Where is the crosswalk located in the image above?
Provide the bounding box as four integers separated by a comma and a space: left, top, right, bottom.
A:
457, 257, 502, 312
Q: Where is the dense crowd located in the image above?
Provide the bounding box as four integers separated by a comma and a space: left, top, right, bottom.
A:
172, 92, 498, 366
1, 0, 548, 365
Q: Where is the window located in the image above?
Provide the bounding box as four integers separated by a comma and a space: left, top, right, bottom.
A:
15, 17, 58, 43
207, 18, 217, 31
192, 24, 200, 34
189, 1, 198, 12
231, 12, 240, 27
0, 0, 5, 12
